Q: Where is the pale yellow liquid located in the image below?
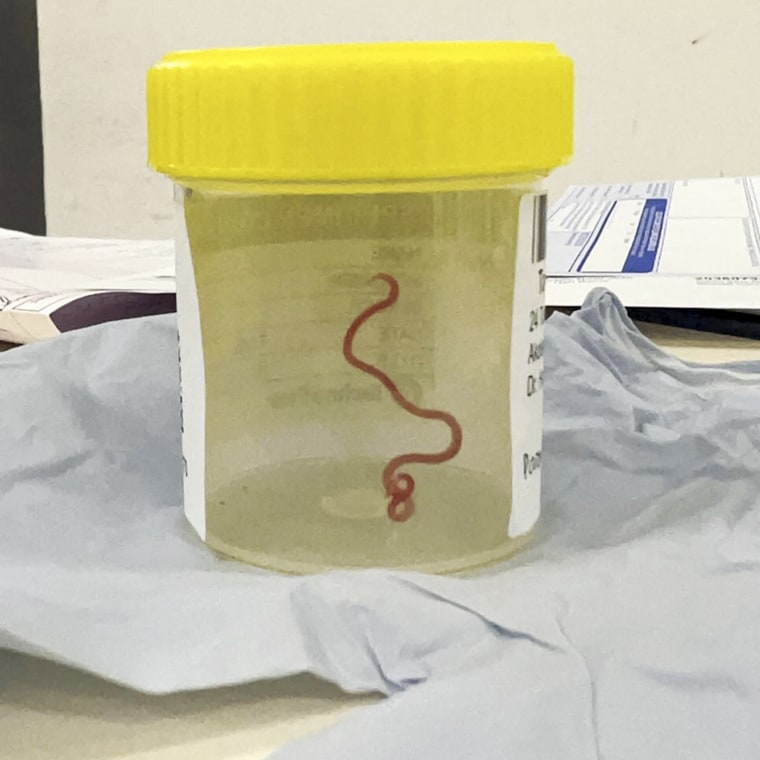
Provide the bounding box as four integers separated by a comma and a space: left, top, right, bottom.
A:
183, 186, 534, 572
206, 458, 521, 573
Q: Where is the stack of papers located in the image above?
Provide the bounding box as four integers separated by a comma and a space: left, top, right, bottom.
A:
546, 177, 760, 322
0, 227, 175, 344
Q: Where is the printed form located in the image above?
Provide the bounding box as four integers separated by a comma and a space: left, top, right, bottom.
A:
546, 177, 760, 309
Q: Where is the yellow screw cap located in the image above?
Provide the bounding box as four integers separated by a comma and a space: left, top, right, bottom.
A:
147, 41, 573, 183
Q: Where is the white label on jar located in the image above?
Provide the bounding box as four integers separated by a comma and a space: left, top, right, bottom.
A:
175, 218, 207, 539
508, 194, 547, 537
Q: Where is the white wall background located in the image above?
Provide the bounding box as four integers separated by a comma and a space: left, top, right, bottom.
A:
37, 0, 760, 239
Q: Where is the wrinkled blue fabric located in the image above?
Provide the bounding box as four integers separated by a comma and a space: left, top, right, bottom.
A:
2, 289, 759, 759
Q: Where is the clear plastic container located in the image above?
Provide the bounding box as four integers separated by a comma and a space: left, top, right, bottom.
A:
147, 42, 573, 573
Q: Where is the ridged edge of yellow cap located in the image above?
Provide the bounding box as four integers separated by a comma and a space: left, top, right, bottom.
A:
147, 41, 573, 182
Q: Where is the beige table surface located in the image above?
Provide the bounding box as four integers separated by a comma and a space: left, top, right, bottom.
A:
2, 323, 758, 760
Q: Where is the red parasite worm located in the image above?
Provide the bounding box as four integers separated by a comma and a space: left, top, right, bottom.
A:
342, 273, 463, 522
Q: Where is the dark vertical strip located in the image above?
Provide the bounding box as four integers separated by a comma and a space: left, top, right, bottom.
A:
0, 0, 45, 235
532, 194, 547, 264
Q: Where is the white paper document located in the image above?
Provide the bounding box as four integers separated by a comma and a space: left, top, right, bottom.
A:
0, 228, 175, 344
546, 177, 760, 309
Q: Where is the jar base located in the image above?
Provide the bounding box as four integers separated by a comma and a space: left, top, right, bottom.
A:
205, 529, 532, 575
203, 457, 532, 574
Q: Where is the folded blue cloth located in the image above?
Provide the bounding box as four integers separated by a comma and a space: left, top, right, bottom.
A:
2, 290, 759, 759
